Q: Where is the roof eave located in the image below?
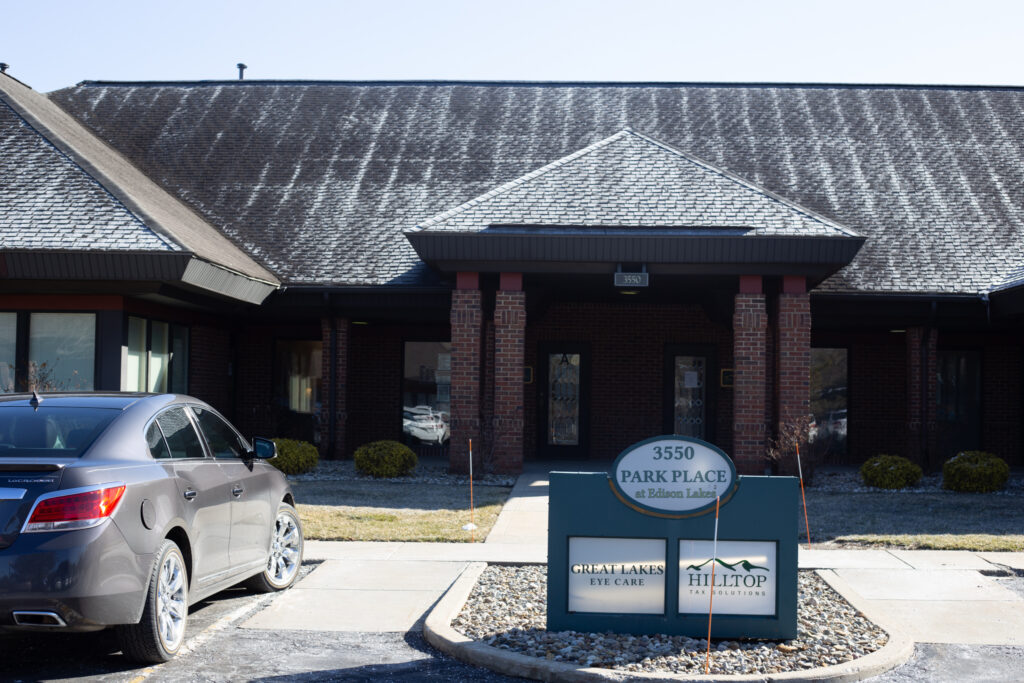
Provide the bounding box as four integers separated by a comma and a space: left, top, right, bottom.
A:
404, 232, 865, 278
0, 250, 277, 305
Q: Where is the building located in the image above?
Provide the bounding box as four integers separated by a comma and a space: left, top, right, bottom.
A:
4, 74, 1024, 474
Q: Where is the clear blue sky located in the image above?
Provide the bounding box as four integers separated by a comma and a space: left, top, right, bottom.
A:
2, 0, 1023, 92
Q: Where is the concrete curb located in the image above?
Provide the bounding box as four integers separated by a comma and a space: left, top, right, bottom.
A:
423, 563, 915, 682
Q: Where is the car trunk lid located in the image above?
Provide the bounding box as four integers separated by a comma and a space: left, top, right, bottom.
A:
0, 462, 65, 549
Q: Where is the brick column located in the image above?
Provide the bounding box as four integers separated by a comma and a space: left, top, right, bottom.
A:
733, 276, 768, 474
450, 273, 483, 474
776, 276, 811, 475
906, 327, 938, 467
493, 273, 526, 474
319, 316, 348, 460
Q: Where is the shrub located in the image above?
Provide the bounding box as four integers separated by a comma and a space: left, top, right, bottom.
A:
269, 438, 319, 475
942, 451, 1009, 493
354, 440, 418, 478
860, 454, 922, 490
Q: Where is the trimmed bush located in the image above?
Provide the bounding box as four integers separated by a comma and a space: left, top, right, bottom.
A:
354, 440, 418, 478
860, 454, 922, 490
269, 438, 319, 475
942, 451, 1009, 493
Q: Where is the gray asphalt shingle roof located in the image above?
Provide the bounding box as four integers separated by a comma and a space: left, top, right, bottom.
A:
414, 129, 859, 238
0, 99, 180, 251
47, 81, 1024, 294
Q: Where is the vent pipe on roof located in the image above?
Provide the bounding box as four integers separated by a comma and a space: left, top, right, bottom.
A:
237, 63, 247, 80
0, 64, 9, 74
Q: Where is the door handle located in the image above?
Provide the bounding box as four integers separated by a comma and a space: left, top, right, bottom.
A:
232, 485, 244, 497
183, 488, 197, 501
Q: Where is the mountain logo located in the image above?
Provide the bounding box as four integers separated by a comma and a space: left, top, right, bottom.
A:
686, 558, 768, 573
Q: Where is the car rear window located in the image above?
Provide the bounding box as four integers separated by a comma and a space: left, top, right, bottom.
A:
0, 407, 120, 458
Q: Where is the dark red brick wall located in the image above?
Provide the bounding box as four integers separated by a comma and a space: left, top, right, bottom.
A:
188, 325, 232, 415
493, 290, 526, 473
844, 333, 907, 464
733, 293, 768, 473
979, 341, 1023, 465
775, 292, 811, 474
450, 289, 482, 473
346, 323, 406, 457
525, 302, 734, 463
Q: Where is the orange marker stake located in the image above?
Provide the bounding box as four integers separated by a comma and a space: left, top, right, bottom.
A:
796, 443, 811, 551
705, 494, 720, 675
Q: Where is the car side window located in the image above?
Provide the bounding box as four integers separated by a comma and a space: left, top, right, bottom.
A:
156, 407, 206, 459
146, 422, 172, 460
192, 407, 249, 459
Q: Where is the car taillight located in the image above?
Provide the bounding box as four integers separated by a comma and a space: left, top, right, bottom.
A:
23, 484, 127, 533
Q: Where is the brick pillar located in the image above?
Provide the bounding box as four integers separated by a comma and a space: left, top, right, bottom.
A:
320, 316, 348, 460
776, 276, 811, 475
450, 273, 482, 474
493, 273, 526, 474
733, 276, 768, 474
906, 327, 938, 468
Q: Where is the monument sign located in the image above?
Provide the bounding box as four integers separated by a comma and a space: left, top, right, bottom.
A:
547, 435, 797, 639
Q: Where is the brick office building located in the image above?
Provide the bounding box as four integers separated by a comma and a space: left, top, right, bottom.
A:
4, 74, 1024, 474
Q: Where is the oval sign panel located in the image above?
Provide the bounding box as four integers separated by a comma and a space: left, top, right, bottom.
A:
610, 436, 738, 518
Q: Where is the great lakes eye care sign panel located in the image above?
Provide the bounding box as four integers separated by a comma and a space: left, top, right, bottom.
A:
547, 436, 798, 639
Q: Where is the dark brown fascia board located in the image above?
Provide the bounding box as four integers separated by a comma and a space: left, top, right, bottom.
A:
0, 251, 276, 305
404, 232, 864, 275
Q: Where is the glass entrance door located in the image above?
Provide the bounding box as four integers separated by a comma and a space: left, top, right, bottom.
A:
538, 345, 588, 458
664, 345, 716, 441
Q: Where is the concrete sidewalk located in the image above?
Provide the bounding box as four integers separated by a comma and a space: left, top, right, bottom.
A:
245, 463, 1024, 672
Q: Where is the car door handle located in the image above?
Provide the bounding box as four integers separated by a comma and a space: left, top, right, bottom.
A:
183, 488, 197, 501
232, 486, 244, 497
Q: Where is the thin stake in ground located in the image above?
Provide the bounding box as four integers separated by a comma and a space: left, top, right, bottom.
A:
796, 443, 811, 550
704, 494, 720, 675
462, 438, 477, 542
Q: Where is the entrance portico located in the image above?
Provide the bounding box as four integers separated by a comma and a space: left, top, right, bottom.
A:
406, 129, 862, 474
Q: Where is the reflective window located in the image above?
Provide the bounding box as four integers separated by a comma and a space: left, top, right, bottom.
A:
192, 406, 249, 459
28, 313, 95, 391
156, 407, 205, 459
146, 421, 171, 460
809, 348, 848, 461
0, 313, 15, 393
0, 406, 119, 458
672, 355, 707, 439
547, 352, 580, 446
402, 342, 451, 446
275, 340, 321, 414
125, 317, 188, 394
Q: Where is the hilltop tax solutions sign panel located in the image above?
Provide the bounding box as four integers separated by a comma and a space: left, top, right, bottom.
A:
547, 436, 798, 639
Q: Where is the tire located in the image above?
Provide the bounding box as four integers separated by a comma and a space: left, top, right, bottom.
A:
117, 539, 189, 663
244, 502, 304, 593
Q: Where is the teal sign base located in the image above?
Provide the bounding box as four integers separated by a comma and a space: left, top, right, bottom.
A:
547, 472, 798, 640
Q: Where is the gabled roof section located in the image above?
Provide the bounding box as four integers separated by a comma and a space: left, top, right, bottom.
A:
413, 129, 860, 238
48, 81, 1024, 293
0, 74, 278, 304
0, 99, 180, 252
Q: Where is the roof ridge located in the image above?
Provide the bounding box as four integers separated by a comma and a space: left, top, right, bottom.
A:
412, 129, 635, 231
70, 79, 1024, 92
624, 130, 861, 237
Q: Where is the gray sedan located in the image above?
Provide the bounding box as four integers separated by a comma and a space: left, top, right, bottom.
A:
0, 393, 303, 663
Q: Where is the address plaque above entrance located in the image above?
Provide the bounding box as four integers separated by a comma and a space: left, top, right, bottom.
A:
610, 436, 738, 518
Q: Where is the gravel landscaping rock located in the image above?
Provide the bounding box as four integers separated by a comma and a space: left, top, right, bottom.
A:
288, 457, 517, 487
454, 565, 887, 676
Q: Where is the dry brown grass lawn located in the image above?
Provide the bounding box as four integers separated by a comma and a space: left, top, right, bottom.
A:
292, 479, 511, 542
803, 489, 1024, 551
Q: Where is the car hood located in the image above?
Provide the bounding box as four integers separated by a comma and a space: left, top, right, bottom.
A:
0, 461, 67, 549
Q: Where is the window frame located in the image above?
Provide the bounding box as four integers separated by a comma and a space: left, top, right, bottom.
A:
124, 315, 189, 394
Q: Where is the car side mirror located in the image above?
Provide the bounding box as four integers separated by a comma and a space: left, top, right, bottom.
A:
251, 437, 277, 460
